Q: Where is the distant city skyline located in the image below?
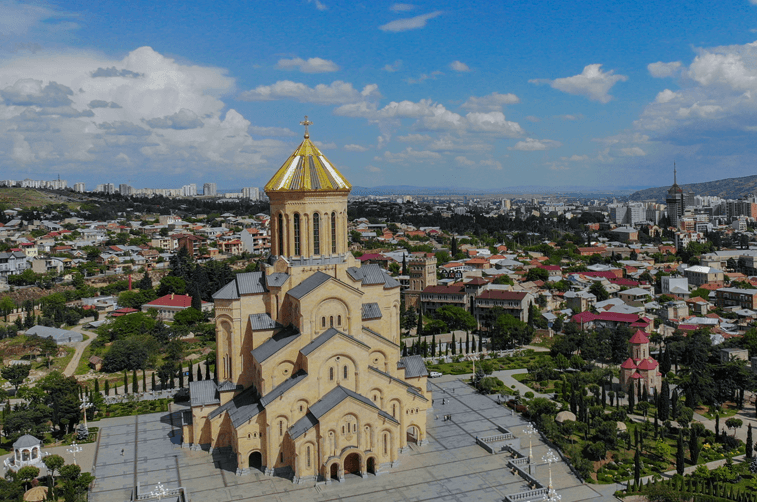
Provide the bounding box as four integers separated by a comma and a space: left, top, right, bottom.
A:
2, 1, 757, 189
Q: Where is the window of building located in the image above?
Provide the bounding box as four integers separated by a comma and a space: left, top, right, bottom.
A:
313, 213, 320, 255
277, 213, 283, 255
330, 316, 334, 327
343, 365, 348, 379
281, 452, 284, 463
331, 212, 337, 254
337, 315, 342, 325
330, 367, 334, 381
279, 420, 283, 436
293, 213, 301, 256
383, 434, 388, 455
322, 317, 326, 328
307, 446, 311, 467
353, 423, 357, 432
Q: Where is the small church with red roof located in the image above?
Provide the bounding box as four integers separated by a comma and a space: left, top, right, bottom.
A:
620, 330, 662, 393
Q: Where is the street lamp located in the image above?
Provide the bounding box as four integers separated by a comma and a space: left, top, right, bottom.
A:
542, 448, 559, 490
542, 486, 561, 502
149, 482, 169, 500
66, 442, 82, 466
80, 396, 93, 429
525, 423, 538, 464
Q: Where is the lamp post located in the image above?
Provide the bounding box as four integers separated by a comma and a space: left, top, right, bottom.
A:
542, 448, 559, 490
66, 442, 82, 466
525, 423, 538, 464
80, 396, 92, 429
149, 482, 168, 500
542, 486, 561, 502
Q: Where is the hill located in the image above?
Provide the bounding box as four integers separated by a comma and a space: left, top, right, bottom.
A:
628, 175, 757, 202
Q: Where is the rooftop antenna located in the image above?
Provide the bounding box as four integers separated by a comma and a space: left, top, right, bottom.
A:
673, 162, 677, 185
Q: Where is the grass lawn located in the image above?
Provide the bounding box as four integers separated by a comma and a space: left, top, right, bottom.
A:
75, 342, 97, 375
700, 405, 740, 420
32, 346, 75, 373
425, 350, 552, 375
512, 373, 561, 393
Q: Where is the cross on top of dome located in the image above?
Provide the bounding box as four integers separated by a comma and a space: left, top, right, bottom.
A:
300, 116, 313, 139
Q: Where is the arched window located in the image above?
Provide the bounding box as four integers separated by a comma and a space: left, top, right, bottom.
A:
330, 316, 334, 327
321, 317, 326, 328
331, 212, 337, 254
353, 423, 357, 432
307, 446, 311, 467
337, 315, 342, 326
279, 420, 283, 436
342, 425, 345, 434
277, 213, 283, 255
383, 434, 388, 455
343, 365, 348, 379
313, 213, 320, 255
329, 367, 334, 381
293, 213, 301, 256
392, 404, 396, 417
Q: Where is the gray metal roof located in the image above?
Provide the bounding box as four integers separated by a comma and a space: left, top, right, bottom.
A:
362, 326, 399, 347
208, 385, 263, 427
398, 355, 429, 378
266, 272, 289, 288
290, 385, 398, 440
25, 325, 83, 345
237, 272, 267, 294
218, 380, 242, 392
369, 366, 428, 401
213, 280, 239, 300
189, 380, 219, 407
361, 303, 382, 320
382, 273, 401, 289
301, 327, 370, 356
249, 313, 280, 331
287, 271, 332, 299
346, 264, 401, 289
260, 369, 308, 407
13, 434, 41, 449
251, 327, 301, 362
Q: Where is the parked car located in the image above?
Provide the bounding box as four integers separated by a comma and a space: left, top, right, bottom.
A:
429, 371, 442, 378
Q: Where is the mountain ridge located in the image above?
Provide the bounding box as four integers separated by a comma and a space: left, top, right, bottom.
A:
628, 174, 757, 203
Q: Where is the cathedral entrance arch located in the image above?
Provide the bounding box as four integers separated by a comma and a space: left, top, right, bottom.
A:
344, 452, 360, 475
249, 451, 262, 471
366, 456, 376, 474
330, 462, 339, 480
406, 425, 419, 444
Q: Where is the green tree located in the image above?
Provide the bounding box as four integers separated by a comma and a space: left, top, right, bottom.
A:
42, 454, 65, 497
725, 417, 743, 437
747, 423, 753, 459
525, 267, 549, 282
0, 296, 15, 321
1, 364, 30, 392
157, 275, 186, 296
17, 465, 40, 491
137, 273, 152, 290
589, 281, 609, 302
173, 307, 204, 326
690, 426, 700, 464
633, 446, 641, 485
40, 371, 81, 433
676, 431, 685, 475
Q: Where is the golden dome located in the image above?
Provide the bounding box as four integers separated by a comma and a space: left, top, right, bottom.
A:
265, 122, 351, 192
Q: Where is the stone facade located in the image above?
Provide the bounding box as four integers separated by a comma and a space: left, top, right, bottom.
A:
620, 330, 662, 394
182, 131, 430, 483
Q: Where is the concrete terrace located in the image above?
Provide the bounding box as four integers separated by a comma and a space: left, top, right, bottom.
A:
87, 377, 619, 502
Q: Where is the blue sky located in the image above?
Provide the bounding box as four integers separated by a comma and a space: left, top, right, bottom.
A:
2, 0, 757, 191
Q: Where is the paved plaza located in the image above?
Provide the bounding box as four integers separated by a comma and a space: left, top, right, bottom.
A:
86, 377, 621, 502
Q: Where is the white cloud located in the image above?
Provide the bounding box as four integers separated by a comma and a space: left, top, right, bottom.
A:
314, 141, 337, 149
648, 61, 682, 78
396, 134, 431, 142
365, 165, 382, 173
344, 143, 369, 151
379, 147, 442, 163
465, 111, 524, 137
383, 60, 403, 72
248, 125, 296, 137
390, 3, 415, 12
480, 159, 503, 170
562, 154, 588, 161
525, 115, 540, 122
275, 57, 339, 73
620, 147, 646, 157
379, 11, 442, 32
405, 70, 443, 84
556, 114, 582, 121
654, 89, 678, 104
461, 92, 520, 112
0, 46, 288, 179
530, 64, 628, 103
509, 138, 562, 151
0, 1, 69, 36
308, 0, 327, 11
450, 61, 470, 72
455, 155, 474, 166
239, 80, 380, 105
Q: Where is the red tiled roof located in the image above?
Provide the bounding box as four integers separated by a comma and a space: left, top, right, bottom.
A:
629, 330, 650, 344
422, 285, 465, 295
636, 358, 659, 370
583, 271, 617, 279
477, 290, 528, 301
621, 358, 637, 369
538, 265, 561, 271
677, 324, 699, 331
630, 372, 643, 379
611, 278, 639, 287
145, 294, 197, 308
465, 277, 488, 285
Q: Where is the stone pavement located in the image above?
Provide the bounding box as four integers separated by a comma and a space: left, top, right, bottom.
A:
86, 377, 620, 502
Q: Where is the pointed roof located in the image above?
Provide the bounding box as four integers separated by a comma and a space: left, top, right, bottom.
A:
629, 330, 650, 344
265, 135, 351, 192
620, 357, 637, 369
636, 358, 659, 370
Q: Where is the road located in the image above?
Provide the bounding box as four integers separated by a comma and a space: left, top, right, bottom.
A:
63, 325, 98, 377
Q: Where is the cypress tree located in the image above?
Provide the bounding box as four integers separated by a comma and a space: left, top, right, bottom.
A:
747, 423, 753, 459
659, 380, 670, 422
431, 334, 436, 357
416, 307, 423, 336
465, 332, 470, 354
188, 364, 194, 383
451, 333, 456, 355
671, 389, 679, 419
601, 384, 606, 409
637, 379, 643, 402
628, 382, 636, 414
124, 372, 128, 393
634, 446, 641, 485
197, 365, 203, 381
690, 426, 700, 464
104, 380, 110, 396
152, 372, 157, 390
661, 345, 672, 375
94, 379, 100, 395
715, 413, 720, 438
676, 431, 685, 475
179, 366, 184, 388
478, 336, 482, 352
654, 410, 659, 438
132, 369, 138, 393
114, 383, 118, 395
205, 360, 211, 380
143, 369, 147, 392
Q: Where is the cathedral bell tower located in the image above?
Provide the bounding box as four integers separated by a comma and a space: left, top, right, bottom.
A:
265, 117, 352, 263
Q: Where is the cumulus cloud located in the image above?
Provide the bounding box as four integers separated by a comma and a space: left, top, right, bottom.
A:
344, 144, 369, 151
0, 1, 67, 36
248, 125, 296, 137
144, 108, 204, 129
307, 0, 327, 11
390, 3, 415, 12
396, 133, 432, 142
0, 46, 288, 180
461, 92, 519, 112
530, 64, 628, 103
405, 71, 443, 84
466, 111, 524, 136
450, 61, 470, 72
239, 80, 380, 105
557, 114, 582, 121
480, 159, 503, 170
562, 154, 588, 161
455, 155, 474, 166
509, 138, 562, 151
91, 67, 143, 78
383, 60, 403, 72
365, 165, 382, 173
620, 146, 646, 156
379, 11, 442, 32
275, 57, 339, 73
648, 61, 682, 78
379, 147, 442, 163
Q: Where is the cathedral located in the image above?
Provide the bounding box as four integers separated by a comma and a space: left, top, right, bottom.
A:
182, 120, 431, 483
619, 330, 662, 394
